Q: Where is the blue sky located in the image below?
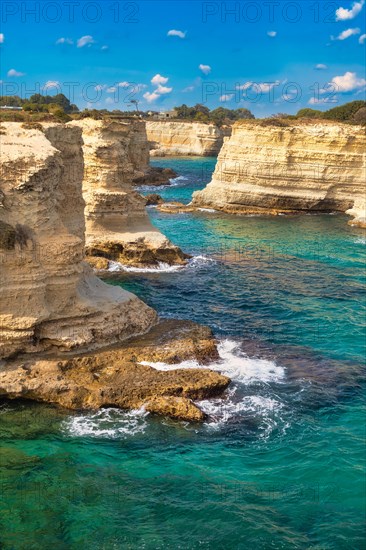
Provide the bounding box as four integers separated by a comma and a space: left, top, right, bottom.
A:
0, 0, 365, 116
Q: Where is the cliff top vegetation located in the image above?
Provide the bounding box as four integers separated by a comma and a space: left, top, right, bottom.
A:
0, 96, 364, 126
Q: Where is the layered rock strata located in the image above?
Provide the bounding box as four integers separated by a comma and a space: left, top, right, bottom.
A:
0, 122, 157, 359
146, 121, 231, 156
70, 119, 187, 267
192, 120, 366, 226
0, 123, 230, 421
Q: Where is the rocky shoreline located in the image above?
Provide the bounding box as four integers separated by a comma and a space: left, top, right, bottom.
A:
0, 122, 230, 422
0, 320, 229, 422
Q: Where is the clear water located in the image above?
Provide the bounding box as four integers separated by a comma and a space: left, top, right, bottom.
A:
1, 157, 365, 549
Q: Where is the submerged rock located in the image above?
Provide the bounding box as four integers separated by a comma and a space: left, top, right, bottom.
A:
0, 321, 230, 422
133, 167, 177, 186
85, 238, 188, 267
145, 396, 206, 422
145, 193, 164, 206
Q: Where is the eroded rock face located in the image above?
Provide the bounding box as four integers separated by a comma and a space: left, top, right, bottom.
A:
0, 122, 157, 359
69, 119, 187, 267
192, 121, 366, 225
0, 321, 230, 422
146, 121, 231, 156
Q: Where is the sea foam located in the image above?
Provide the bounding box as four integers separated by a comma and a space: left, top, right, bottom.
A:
107, 255, 216, 273
140, 339, 285, 384
62, 407, 148, 438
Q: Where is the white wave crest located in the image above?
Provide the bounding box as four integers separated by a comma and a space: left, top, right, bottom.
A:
354, 236, 366, 245
197, 208, 217, 213
62, 407, 148, 438
108, 260, 184, 273
140, 339, 285, 385
169, 175, 189, 185
107, 255, 216, 273
198, 386, 283, 428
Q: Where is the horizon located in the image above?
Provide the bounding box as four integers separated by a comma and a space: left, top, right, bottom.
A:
0, 0, 365, 117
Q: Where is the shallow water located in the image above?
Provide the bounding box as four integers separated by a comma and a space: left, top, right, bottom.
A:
1, 157, 365, 549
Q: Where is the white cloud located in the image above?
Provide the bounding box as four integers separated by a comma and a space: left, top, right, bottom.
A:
155, 84, 172, 95
308, 97, 337, 105
167, 29, 186, 38
107, 86, 117, 93
183, 86, 194, 92
359, 33, 366, 43
219, 94, 234, 102
315, 63, 328, 70
199, 64, 211, 75
335, 0, 364, 20
95, 84, 106, 91
101, 45, 108, 50
105, 97, 115, 104
151, 73, 169, 86
43, 80, 61, 90
144, 74, 173, 103
118, 82, 146, 92
56, 37, 73, 45
257, 81, 281, 92
332, 27, 360, 40
0, 33, 4, 44
328, 71, 366, 92
267, 31, 277, 37
143, 91, 161, 103
77, 35, 95, 48
7, 68, 24, 77
236, 82, 253, 91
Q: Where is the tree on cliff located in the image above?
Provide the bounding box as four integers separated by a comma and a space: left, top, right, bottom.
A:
322, 100, 366, 122
210, 107, 254, 125
174, 104, 254, 125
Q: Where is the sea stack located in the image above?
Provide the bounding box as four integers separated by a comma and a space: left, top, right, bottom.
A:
0, 122, 157, 358
192, 120, 366, 226
70, 118, 187, 267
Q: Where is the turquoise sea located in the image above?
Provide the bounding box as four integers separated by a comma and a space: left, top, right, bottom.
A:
1, 157, 365, 549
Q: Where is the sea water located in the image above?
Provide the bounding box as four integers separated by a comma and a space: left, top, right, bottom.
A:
0, 157, 365, 549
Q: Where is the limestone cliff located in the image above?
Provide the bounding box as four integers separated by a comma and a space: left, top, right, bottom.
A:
192, 120, 366, 226
0, 122, 157, 359
146, 121, 230, 156
70, 119, 187, 266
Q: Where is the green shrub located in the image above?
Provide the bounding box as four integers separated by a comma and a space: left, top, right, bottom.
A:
21, 122, 44, 132
259, 118, 289, 127
322, 100, 366, 122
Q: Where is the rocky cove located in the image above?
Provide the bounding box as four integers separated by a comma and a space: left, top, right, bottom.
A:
1, 115, 366, 548
1, 117, 365, 423
0, 121, 229, 422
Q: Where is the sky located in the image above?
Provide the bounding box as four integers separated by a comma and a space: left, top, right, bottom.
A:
0, 0, 365, 116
